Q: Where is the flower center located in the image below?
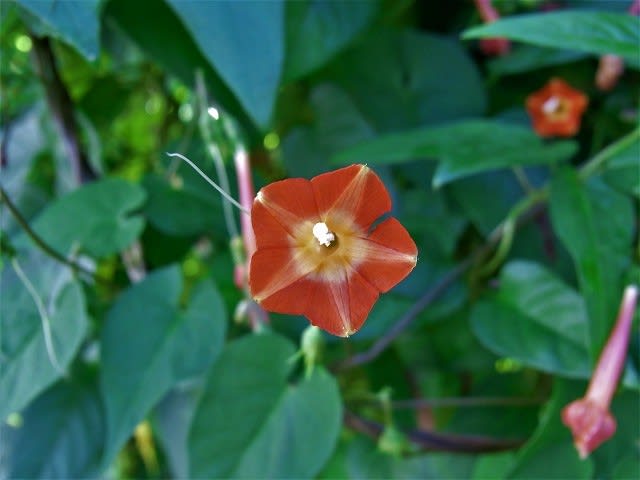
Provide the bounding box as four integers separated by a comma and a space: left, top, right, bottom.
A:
312, 222, 336, 247
542, 95, 568, 118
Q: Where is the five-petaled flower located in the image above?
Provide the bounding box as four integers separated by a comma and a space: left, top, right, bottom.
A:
248, 164, 418, 337
526, 78, 588, 138
561, 285, 638, 459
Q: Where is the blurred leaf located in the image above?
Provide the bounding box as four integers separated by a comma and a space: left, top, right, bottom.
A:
471, 260, 591, 378
188, 334, 342, 479
488, 45, 588, 77
142, 173, 226, 237
28, 177, 145, 258
166, 0, 284, 129
100, 265, 226, 466
282, 83, 374, 178
591, 390, 640, 478
332, 120, 576, 187
153, 385, 200, 479
506, 379, 593, 479
1, 106, 53, 235
103, 0, 255, 136
16, 0, 101, 60
463, 11, 640, 68
1, 372, 104, 478
550, 170, 634, 357
0, 248, 88, 420
284, 0, 377, 80
607, 132, 640, 169
326, 29, 486, 133
472, 452, 515, 480
347, 437, 476, 479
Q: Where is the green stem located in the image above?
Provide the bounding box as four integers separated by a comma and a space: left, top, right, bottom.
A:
579, 126, 640, 180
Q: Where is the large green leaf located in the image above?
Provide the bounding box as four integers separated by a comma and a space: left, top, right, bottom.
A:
166, 0, 285, 129
326, 29, 486, 133
188, 334, 342, 479
282, 84, 375, 178
284, 0, 377, 80
332, 121, 576, 187
103, 0, 255, 138
142, 173, 226, 238
550, 170, 634, 357
0, 249, 88, 419
1, 373, 104, 478
29, 177, 146, 258
471, 260, 591, 378
16, 0, 101, 60
488, 45, 588, 76
100, 265, 227, 466
463, 11, 640, 68
347, 437, 476, 479
506, 379, 593, 479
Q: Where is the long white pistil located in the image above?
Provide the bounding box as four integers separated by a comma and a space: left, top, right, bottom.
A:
312, 222, 335, 247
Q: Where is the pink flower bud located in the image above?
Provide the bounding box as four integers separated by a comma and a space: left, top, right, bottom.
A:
562, 285, 638, 458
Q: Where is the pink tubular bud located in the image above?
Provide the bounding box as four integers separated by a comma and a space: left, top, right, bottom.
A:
562, 285, 638, 458
473, 0, 511, 56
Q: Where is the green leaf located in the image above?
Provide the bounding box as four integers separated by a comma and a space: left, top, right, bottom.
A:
471, 260, 591, 378
16, 0, 101, 60
103, 0, 255, 137
347, 437, 476, 479
165, 0, 285, 129
506, 379, 593, 479
326, 29, 486, 133
188, 334, 342, 479
1, 372, 104, 478
550, 170, 634, 357
100, 265, 226, 466
0, 250, 88, 419
282, 84, 375, 178
488, 45, 588, 76
28, 178, 146, 258
284, 0, 377, 80
462, 11, 640, 68
332, 121, 576, 187
142, 173, 226, 238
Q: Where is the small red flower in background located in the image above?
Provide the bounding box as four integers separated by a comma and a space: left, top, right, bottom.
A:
249, 164, 418, 337
526, 78, 588, 138
473, 0, 510, 56
562, 285, 638, 458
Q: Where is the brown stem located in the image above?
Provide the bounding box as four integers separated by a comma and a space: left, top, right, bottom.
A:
30, 35, 94, 183
344, 410, 524, 453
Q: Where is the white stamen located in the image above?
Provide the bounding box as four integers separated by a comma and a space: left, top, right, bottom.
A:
313, 222, 335, 247
542, 96, 561, 114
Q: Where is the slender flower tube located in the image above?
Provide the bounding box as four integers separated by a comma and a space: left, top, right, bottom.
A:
473, 0, 510, 56
562, 285, 638, 458
249, 164, 418, 337
594, 1, 639, 90
526, 78, 589, 138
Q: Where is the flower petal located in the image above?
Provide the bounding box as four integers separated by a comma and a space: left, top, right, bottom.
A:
311, 164, 391, 230
352, 217, 418, 293
251, 200, 293, 248
305, 269, 379, 337
249, 247, 316, 306
257, 275, 319, 316
253, 178, 319, 241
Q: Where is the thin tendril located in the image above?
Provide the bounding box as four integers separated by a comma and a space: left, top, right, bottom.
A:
165, 152, 250, 215
11, 257, 66, 376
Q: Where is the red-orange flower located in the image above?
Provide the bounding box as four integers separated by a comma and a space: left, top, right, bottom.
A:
248, 164, 418, 337
526, 78, 588, 138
